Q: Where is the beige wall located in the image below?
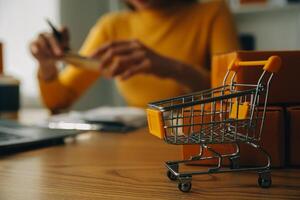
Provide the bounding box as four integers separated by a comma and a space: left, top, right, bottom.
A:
235, 6, 300, 50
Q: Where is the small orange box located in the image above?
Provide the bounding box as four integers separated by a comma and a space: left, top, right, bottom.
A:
286, 107, 300, 166
212, 51, 300, 104
182, 106, 285, 167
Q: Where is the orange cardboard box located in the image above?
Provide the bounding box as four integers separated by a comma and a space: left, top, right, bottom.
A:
287, 107, 300, 166
182, 106, 285, 167
212, 51, 300, 104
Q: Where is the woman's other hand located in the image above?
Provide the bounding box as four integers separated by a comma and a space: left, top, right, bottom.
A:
30, 27, 70, 80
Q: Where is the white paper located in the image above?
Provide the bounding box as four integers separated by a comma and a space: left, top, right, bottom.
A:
47, 106, 147, 128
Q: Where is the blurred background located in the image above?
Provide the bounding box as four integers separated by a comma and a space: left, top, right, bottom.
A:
0, 0, 300, 110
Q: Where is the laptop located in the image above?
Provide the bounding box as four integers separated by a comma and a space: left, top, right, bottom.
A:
0, 119, 80, 154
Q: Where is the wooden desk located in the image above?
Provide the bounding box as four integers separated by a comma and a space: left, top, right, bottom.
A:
0, 111, 299, 199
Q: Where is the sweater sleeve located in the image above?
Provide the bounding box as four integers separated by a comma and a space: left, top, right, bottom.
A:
38, 14, 114, 112
210, 1, 239, 55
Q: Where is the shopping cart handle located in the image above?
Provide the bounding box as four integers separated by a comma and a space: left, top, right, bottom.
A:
228, 56, 282, 73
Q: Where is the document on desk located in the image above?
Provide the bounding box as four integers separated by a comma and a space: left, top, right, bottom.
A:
38, 106, 147, 132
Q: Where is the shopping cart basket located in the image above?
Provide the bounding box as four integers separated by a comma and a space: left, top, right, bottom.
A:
147, 56, 282, 192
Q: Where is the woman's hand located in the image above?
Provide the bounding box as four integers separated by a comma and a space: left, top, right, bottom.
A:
29, 27, 70, 81
91, 40, 175, 80
91, 39, 210, 91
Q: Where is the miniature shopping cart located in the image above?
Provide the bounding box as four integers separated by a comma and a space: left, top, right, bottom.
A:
147, 56, 281, 192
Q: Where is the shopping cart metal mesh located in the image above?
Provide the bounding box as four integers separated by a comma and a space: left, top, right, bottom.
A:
147, 56, 282, 192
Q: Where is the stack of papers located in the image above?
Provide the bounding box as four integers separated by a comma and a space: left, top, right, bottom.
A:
39, 106, 147, 132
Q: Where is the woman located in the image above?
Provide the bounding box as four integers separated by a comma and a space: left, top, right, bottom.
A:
30, 0, 239, 112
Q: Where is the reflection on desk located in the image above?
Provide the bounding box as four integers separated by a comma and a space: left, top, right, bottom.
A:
0, 109, 299, 199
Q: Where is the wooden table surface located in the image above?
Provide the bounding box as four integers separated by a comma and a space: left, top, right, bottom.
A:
0, 110, 299, 199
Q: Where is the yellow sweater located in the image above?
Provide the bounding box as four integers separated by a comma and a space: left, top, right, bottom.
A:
39, 0, 239, 110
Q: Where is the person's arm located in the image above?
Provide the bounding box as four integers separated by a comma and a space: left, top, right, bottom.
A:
89, 39, 210, 92
167, 2, 239, 91
31, 15, 113, 112
210, 1, 240, 55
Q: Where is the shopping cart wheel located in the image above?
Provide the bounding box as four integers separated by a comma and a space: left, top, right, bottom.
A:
178, 182, 192, 193
167, 170, 177, 181
258, 171, 272, 188
229, 156, 240, 169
